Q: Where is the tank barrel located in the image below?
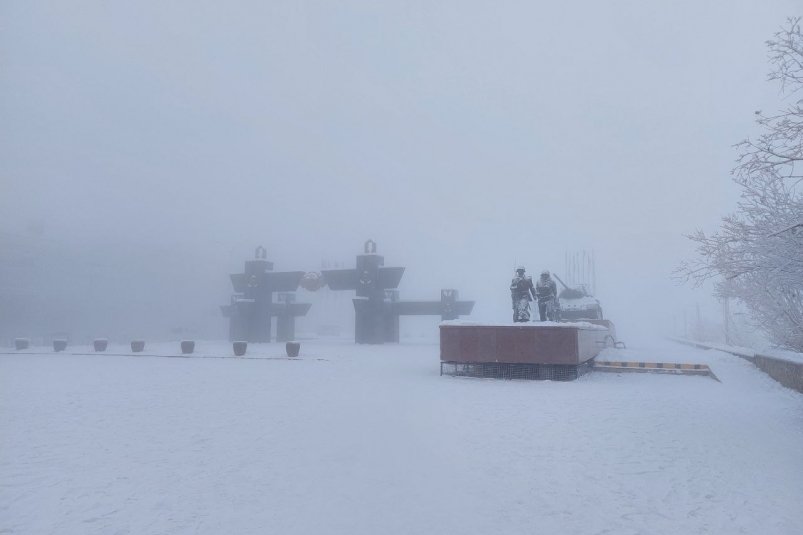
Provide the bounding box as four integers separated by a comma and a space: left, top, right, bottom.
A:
553, 273, 570, 291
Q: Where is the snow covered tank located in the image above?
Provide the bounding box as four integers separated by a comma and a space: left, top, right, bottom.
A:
556, 282, 604, 321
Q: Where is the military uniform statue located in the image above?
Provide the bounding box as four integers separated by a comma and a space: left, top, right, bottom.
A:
536, 270, 559, 321
510, 266, 536, 322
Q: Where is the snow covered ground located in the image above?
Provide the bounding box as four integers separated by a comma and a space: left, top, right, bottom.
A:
2, 339, 802, 535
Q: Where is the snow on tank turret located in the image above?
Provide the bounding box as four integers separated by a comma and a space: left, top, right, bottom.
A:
553, 276, 604, 321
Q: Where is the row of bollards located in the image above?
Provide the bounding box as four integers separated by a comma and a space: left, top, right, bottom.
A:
12, 337, 301, 358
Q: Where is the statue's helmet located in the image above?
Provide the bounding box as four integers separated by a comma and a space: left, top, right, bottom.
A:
516, 265, 525, 272
541, 270, 550, 278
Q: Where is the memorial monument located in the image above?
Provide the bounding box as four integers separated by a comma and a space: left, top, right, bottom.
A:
382, 288, 475, 342
321, 241, 474, 344
220, 247, 311, 342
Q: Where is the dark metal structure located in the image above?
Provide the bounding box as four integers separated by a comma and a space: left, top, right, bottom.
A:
321, 240, 404, 344
220, 247, 311, 342
440, 361, 592, 381
383, 289, 475, 342
322, 241, 474, 344
274, 293, 311, 342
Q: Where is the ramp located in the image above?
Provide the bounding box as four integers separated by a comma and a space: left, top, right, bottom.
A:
592, 360, 720, 381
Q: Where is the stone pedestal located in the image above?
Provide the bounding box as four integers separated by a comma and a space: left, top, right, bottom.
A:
439, 321, 613, 381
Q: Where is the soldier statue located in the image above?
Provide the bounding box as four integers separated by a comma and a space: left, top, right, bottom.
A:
536, 270, 560, 321
510, 266, 536, 322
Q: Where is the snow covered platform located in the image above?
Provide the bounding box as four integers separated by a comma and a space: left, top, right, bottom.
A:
439, 320, 613, 380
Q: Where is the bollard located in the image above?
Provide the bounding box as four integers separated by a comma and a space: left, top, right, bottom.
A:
181, 340, 195, 355
94, 339, 108, 352
53, 339, 67, 352
286, 341, 300, 358
233, 341, 247, 357
131, 340, 145, 353
14, 338, 30, 350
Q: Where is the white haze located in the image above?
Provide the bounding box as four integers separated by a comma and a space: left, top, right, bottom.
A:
1, 0, 798, 344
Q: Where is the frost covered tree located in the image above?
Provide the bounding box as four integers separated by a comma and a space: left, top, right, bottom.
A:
680, 17, 803, 351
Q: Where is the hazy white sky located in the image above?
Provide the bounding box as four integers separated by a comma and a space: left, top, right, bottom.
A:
1, 1, 799, 341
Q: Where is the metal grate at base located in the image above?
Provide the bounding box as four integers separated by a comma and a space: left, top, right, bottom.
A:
440, 361, 591, 381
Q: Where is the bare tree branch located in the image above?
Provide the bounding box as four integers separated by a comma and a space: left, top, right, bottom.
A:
679, 17, 803, 351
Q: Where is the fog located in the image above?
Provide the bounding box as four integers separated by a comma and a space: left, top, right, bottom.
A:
1, 0, 797, 345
